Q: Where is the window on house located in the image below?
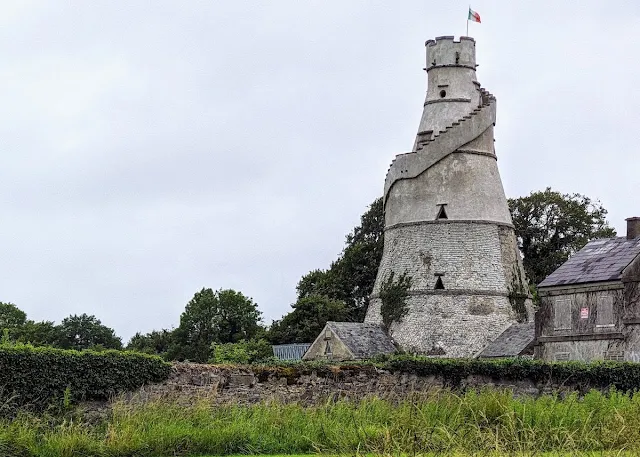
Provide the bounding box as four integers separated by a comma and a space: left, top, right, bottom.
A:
596, 295, 614, 327
434, 275, 445, 290
553, 297, 571, 330
436, 204, 448, 220
554, 352, 570, 361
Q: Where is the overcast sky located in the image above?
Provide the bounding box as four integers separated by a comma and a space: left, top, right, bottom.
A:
1, 1, 638, 343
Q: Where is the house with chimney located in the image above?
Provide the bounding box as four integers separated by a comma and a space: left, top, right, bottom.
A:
535, 217, 640, 362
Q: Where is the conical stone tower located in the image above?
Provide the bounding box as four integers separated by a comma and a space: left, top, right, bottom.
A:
364, 36, 532, 357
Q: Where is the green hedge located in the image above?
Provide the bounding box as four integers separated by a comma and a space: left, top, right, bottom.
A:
254, 355, 640, 392
0, 345, 171, 411
382, 355, 640, 391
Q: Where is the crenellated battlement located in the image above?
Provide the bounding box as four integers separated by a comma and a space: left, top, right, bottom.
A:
425, 36, 476, 71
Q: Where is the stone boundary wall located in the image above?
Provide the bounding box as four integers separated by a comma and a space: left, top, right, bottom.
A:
123, 362, 605, 406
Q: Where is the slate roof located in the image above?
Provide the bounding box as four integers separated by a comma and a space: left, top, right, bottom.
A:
326, 321, 397, 359
477, 322, 535, 358
272, 343, 311, 361
538, 237, 640, 288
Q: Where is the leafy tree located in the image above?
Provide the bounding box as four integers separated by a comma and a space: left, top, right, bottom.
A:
0, 303, 62, 347
13, 320, 61, 347
215, 289, 263, 343
269, 198, 383, 344
210, 338, 273, 364
56, 313, 123, 351
0, 302, 27, 329
173, 288, 262, 362
126, 329, 174, 357
509, 187, 616, 286
296, 197, 384, 321
268, 295, 348, 344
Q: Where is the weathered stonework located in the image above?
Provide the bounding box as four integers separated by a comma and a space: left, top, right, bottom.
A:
537, 245, 640, 362
364, 36, 531, 357
109, 362, 611, 410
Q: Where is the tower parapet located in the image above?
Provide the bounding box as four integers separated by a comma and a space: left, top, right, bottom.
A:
425, 36, 476, 71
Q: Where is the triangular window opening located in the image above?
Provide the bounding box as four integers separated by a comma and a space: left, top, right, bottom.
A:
436, 205, 448, 220
434, 276, 445, 290
324, 341, 332, 355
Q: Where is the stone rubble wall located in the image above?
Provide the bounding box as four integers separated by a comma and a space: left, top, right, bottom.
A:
120, 362, 603, 407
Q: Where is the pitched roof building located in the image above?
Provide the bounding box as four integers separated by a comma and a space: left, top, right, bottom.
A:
535, 217, 640, 362
477, 322, 535, 358
302, 322, 396, 361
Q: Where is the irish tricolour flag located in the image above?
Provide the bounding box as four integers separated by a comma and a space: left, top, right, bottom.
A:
468, 7, 481, 23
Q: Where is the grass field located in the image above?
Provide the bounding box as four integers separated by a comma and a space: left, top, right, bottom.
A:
191, 454, 640, 457
2, 389, 640, 456
190, 451, 638, 457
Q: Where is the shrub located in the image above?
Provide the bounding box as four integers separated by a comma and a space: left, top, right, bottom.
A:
254, 355, 640, 392
0, 344, 170, 411
376, 355, 640, 391
379, 271, 412, 328
210, 339, 273, 364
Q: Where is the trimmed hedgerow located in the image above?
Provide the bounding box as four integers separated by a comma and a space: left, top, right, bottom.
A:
0, 345, 170, 411
383, 355, 640, 391
253, 355, 640, 392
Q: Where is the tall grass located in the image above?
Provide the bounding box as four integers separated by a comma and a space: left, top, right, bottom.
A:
2, 389, 640, 456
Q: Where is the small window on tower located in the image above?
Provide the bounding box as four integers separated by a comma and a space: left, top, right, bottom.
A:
434, 275, 445, 290
436, 204, 448, 220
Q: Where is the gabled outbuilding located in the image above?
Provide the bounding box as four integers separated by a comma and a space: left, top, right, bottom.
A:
302, 321, 396, 361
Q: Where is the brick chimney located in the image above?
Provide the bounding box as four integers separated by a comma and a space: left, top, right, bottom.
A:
626, 217, 640, 240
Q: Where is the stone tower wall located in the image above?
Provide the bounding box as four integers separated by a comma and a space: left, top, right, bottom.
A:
365, 36, 531, 357
367, 223, 526, 357
384, 152, 512, 227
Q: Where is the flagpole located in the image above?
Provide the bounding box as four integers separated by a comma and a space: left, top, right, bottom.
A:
466, 5, 469, 36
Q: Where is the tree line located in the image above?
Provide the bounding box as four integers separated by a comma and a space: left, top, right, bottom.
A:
1, 187, 616, 362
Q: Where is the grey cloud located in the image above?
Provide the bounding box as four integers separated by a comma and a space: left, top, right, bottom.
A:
1, 1, 638, 341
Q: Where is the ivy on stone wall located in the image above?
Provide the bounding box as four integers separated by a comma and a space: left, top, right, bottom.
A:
0, 344, 170, 412
384, 355, 640, 391
254, 355, 640, 393
379, 271, 412, 329
507, 261, 531, 321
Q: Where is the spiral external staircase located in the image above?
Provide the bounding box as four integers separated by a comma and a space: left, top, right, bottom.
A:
383, 88, 496, 206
